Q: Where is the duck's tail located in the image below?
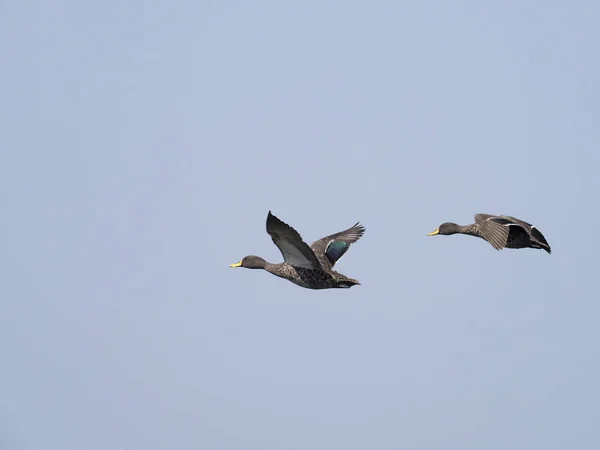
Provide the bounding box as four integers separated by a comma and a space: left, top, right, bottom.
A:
337, 278, 361, 288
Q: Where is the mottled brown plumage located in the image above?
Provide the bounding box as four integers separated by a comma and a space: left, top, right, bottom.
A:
428, 213, 551, 253
230, 211, 366, 289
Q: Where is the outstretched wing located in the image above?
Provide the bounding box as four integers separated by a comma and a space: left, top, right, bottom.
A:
474, 214, 515, 250
502, 215, 551, 251
266, 211, 322, 269
310, 222, 365, 269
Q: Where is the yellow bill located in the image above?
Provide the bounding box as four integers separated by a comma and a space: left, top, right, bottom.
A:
427, 228, 440, 236
229, 260, 242, 268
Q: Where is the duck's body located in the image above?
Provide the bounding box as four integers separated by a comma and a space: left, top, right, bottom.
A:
428, 213, 551, 254
230, 211, 365, 289
262, 262, 360, 289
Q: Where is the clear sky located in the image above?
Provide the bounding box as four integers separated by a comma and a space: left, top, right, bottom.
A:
1, 1, 599, 449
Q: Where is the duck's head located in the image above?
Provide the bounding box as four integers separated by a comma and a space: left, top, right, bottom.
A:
427, 222, 461, 236
229, 255, 267, 269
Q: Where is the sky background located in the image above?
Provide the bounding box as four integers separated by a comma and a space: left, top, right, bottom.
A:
1, 1, 600, 449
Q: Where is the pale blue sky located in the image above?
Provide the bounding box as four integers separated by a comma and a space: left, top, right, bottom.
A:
1, 1, 599, 449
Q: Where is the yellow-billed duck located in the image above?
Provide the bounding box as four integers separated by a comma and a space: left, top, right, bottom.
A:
428, 214, 551, 254
230, 211, 365, 289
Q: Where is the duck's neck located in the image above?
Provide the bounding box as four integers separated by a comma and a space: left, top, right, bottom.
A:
263, 262, 291, 279
460, 223, 482, 237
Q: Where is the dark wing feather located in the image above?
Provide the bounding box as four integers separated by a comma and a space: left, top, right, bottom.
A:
500, 216, 533, 231
474, 214, 512, 250
310, 222, 365, 269
530, 227, 550, 248
266, 211, 322, 270
502, 215, 551, 251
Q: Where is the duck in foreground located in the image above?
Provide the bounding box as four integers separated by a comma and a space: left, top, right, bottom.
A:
427, 214, 551, 254
230, 211, 365, 289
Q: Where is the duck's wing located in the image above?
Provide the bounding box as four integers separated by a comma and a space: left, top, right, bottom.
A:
501, 215, 551, 251
499, 215, 534, 231
310, 222, 365, 269
266, 211, 322, 270
474, 213, 514, 250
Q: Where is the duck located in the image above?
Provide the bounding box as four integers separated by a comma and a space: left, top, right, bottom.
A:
230, 211, 365, 289
427, 214, 551, 254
